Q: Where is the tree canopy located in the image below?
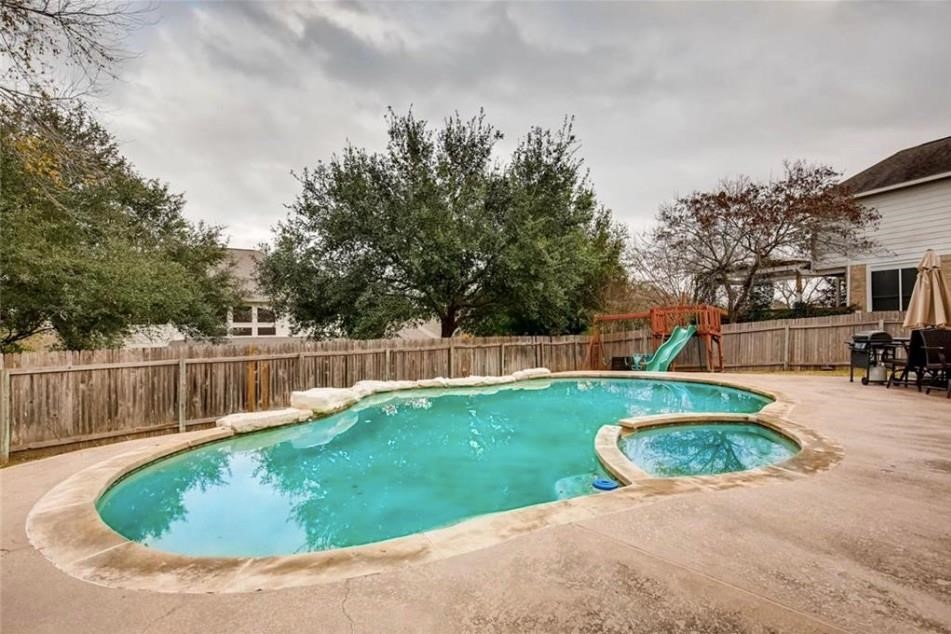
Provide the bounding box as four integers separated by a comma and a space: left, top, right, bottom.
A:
628, 161, 879, 321
1, 101, 239, 350
259, 109, 627, 339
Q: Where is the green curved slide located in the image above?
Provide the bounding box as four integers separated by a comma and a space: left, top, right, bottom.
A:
644, 325, 697, 372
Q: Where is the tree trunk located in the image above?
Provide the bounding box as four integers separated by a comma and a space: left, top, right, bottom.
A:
440, 312, 457, 338
732, 265, 760, 321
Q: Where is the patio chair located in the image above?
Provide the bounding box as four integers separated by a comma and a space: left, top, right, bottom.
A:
921, 329, 951, 399
886, 330, 926, 390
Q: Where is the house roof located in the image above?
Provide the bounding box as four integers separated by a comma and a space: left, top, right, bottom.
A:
842, 136, 951, 195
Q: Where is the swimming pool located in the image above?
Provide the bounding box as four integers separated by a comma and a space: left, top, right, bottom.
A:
97, 378, 770, 557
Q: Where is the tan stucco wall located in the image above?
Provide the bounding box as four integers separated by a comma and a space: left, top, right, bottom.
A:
849, 264, 867, 310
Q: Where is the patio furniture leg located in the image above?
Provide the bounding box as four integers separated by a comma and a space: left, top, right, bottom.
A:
926, 370, 951, 398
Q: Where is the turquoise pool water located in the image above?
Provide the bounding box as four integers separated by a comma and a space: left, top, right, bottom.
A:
619, 423, 797, 477
97, 378, 769, 557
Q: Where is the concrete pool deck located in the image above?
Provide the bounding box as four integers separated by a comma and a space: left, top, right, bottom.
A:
1, 373, 949, 633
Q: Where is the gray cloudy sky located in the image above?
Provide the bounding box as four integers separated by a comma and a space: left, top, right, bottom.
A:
94, 1, 951, 248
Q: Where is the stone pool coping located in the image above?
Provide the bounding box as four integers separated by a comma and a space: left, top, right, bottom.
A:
25, 370, 842, 594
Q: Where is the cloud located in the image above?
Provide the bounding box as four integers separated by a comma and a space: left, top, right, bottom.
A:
95, 1, 951, 246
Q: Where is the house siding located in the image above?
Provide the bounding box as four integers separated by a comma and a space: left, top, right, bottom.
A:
820, 177, 950, 311
852, 177, 951, 266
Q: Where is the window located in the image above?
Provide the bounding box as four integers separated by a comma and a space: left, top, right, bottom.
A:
870, 267, 918, 311
256, 307, 275, 323
232, 305, 253, 323
900, 267, 917, 310
229, 304, 277, 337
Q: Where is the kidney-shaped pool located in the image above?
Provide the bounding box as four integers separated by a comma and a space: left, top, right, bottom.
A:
97, 378, 771, 557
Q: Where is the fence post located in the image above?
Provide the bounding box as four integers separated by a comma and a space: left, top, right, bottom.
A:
177, 357, 187, 433
499, 344, 505, 375
260, 361, 271, 410
245, 354, 257, 412
384, 348, 391, 381
297, 352, 305, 389
0, 370, 10, 464
447, 339, 454, 378
783, 324, 790, 371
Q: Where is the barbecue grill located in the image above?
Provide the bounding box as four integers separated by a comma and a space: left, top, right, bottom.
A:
847, 330, 894, 385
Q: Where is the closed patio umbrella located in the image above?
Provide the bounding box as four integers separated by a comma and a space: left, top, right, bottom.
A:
903, 249, 951, 329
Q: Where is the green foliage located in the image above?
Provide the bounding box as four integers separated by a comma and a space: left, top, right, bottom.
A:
0, 101, 239, 350
260, 109, 626, 339
738, 281, 776, 322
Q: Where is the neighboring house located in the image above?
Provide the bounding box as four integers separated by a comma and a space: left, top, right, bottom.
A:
835, 136, 951, 311
393, 320, 443, 339
695, 137, 950, 313
126, 248, 441, 347
224, 248, 442, 341
124, 248, 293, 347
223, 248, 294, 341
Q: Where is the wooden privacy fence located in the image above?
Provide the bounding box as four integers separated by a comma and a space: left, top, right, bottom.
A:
0, 311, 907, 461
676, 310, 908, 371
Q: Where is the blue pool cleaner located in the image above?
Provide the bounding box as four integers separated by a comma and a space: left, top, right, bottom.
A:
592, 477, 619, 491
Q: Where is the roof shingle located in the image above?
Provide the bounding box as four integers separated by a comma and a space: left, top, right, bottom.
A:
842, 136, 951, 195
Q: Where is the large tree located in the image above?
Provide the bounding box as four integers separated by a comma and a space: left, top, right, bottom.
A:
630, 162, 879, 321
259, 109, 626, 339
0, 101, 239, 350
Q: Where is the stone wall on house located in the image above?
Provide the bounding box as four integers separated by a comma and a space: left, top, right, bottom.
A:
849, 263, 867, 310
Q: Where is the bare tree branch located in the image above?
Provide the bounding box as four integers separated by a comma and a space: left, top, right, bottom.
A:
631, 161, 880, 320
1, 0, 155, 127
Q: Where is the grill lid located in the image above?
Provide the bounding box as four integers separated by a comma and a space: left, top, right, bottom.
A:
852, 330, 892, 343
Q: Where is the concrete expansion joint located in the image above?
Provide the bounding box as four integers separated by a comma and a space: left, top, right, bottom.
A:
341, 577, 355, 633
227, 558, 257, 590
68, 539, 127, 566
141, 601, 187, 634
771, 466, 806, 479
418, 531, 439, 555
32, 499, 91, 515
0, 545, 32, 557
